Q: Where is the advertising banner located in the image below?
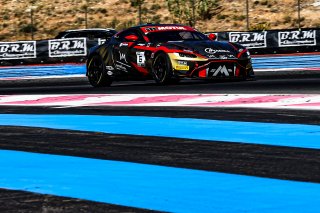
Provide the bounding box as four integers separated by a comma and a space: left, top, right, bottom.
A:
212, 28, 320, 54
0, 41, 36, 60
278, 30, 316, 47
48, 38, 87, 57
229, 32, 267, 48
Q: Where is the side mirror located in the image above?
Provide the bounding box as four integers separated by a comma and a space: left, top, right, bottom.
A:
124, 34, 139, 42
208, 33, 217, 41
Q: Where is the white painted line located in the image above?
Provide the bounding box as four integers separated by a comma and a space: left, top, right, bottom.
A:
0, 94, 320, 111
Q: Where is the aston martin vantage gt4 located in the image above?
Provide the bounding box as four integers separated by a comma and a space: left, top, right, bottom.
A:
86, 24, 254, 86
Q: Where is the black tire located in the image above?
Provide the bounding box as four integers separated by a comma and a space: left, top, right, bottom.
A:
87, 54, 112, 87
152, 52, 176, 85
241, 65, 255, 81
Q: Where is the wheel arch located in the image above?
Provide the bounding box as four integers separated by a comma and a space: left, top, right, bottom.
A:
152, 50, 168, 61
151, 50, 177, 85
86, 53, 113, 87
151, 50, 174, 70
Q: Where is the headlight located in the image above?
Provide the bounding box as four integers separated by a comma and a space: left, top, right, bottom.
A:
174, 52, 197, 58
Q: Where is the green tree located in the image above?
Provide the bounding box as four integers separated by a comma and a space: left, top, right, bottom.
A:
197, 0, 219, 20
20, 24, 37, 33
167, 0, 193, 25
166, 0, 219, 26
130, 0, 145, 24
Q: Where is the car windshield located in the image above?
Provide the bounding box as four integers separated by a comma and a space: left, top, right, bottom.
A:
146, 31, 209, 43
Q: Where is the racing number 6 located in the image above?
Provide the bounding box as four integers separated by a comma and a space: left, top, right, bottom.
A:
136, 52, 145, 66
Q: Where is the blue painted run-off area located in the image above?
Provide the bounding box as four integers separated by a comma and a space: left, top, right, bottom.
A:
252, 54, 320, 69
1, 114, 320, 149
0, 54, 320, 78
1, 149, 320, 213
0, 64, 86, 78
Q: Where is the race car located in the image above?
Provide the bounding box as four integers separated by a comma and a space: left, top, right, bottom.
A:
55, 28, 117, 41
86, 24, 254, 86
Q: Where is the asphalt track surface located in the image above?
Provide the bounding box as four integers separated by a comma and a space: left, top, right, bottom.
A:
1, 72, 320, 94
1, 73, 320, 212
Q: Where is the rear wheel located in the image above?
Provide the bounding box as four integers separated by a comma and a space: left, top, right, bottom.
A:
152, 53, 177, 85
87, 55, 112, 87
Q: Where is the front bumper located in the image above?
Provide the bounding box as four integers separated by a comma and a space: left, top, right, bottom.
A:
168, 53, 254, 79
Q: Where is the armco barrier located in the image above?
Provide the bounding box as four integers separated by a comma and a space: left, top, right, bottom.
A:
0, 28, 320, 66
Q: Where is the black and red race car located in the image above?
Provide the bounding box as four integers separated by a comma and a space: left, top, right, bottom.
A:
86, 24, 254, 86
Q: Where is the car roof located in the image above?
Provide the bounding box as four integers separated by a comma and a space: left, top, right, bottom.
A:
63, 28, 116, 32
55, 28, 117, 39
129, 24, 197, 34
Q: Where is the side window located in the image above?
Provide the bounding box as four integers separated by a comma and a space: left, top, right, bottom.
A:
87, 33, 95, 40
64, 32, 81, 38
94, 32, 106, 39
117, 30, 145, 42
78, 32, 88, 38
179, 31, 193, 40
131, 30, 145, 42
61, 33, 70, 38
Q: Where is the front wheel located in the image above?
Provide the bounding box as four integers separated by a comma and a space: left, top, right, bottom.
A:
87, 55, 112, 87
151, 53, 176, 85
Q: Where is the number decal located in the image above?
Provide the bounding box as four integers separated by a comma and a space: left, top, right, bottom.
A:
136, 52, 145, 67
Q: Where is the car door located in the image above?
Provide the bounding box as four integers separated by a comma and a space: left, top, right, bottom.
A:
113, 29, 147, 75
112, 30, 136, 73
